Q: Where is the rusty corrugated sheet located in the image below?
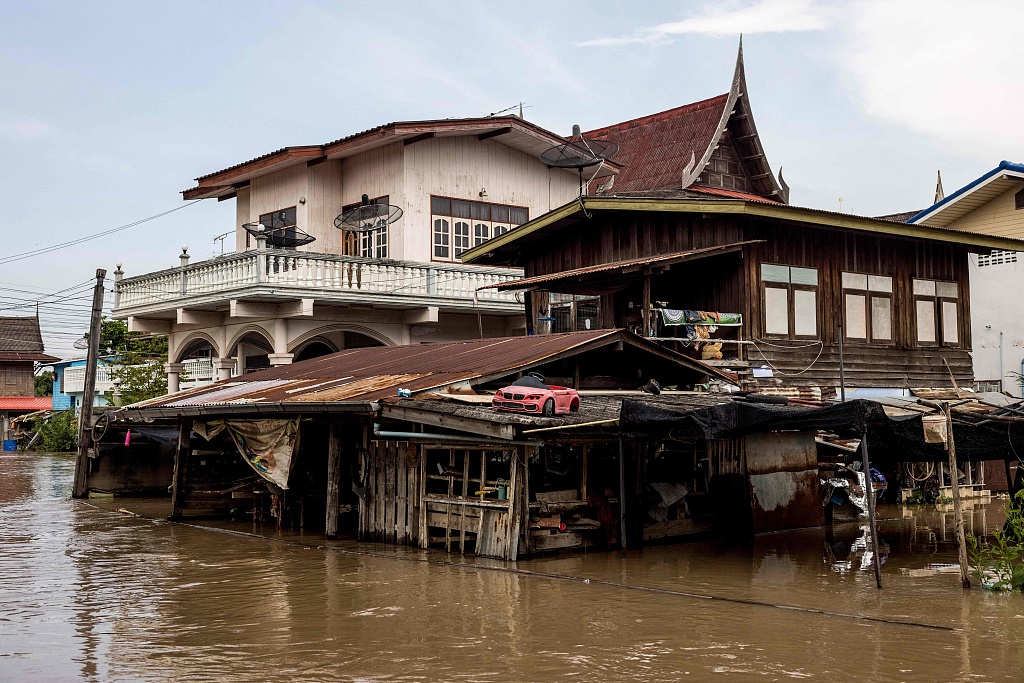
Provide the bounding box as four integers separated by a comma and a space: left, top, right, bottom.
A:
128, 330, 735, 412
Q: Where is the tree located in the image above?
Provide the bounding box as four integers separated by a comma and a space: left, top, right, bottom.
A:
89, 318, 170, 404
37, 409, 77, 452
34, 370, 53, 397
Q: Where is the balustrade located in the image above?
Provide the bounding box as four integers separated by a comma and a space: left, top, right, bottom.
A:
114, 250, 522, 311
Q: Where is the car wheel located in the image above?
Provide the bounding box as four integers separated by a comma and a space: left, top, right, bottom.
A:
569, 399, 579, 413
543, 399, 555, 416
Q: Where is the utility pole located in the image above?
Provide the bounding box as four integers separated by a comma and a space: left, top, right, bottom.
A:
72, 268, 106, 498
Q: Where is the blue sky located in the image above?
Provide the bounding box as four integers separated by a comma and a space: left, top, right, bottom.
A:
2, 0, 1021, 355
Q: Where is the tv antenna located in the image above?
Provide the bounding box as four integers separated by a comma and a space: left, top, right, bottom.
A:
540, 124, 618, 196
212, 230, 234, 255
334, 194, 404, 234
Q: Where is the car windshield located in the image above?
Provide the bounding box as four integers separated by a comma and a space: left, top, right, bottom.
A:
507, 376, 549, 390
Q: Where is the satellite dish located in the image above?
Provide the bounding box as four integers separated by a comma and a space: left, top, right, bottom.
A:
73, 336, 89, 350
242, 223, 317, 249
540, 124, 619, 195
334, 194, 404, 233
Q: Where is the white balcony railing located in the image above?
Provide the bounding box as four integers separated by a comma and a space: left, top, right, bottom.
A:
113, 249, 523, 312
62, 365, 116, 394
180, 357, 216, 390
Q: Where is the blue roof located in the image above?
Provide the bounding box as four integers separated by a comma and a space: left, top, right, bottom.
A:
908, 160, 1024, 224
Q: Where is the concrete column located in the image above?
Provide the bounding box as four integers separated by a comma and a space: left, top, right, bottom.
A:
213, 358, 235, 381
273, 318, 289, 354
165, 362, 185, 394
268, 353, 294, 367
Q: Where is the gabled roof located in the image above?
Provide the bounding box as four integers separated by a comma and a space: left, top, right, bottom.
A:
909, 160, 1024, 227
183, 117, 620, 200
582, 39, 787, 203
0, 396, 52, 412
460, 196, 1024, 266
125, 330, 734, 417
0, 317, 56, 362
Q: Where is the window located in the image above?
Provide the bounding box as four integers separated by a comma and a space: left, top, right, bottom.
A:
977, 249, 1018, 267
430, 195, 528, 261
842, 272, 893, 343
761, 264, 818, 338
1016, 188, 1024, 210
913, 279, 959, 346
341, 196, 389, 259
258, 207, 298, 249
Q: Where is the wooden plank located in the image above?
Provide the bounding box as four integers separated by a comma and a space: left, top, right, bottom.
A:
476, 509, 508, 558
423, 494, 514, 509
406, 443, 417, 544
375, 441, 385, 540
522, 446, 531, 555
169, 418, 193, 519
397, 442, 408, 544
325, 422, 342, 539
505, 446, 522, 560
445, 449, 455, 552
418, 445, 429, 548
380, 404, 515, 440
385, 441, 396, 543
460, 448, 470, 553
366, 442, 376, 539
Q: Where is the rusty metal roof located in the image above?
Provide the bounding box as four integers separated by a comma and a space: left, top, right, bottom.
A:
126, 330, 735, 417
477, 242, 757, 292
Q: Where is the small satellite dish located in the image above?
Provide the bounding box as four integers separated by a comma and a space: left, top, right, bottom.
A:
334, 194, 404, 233
73, 336, 89, 350
540, 124, 619, 195
242, 222, 317, 248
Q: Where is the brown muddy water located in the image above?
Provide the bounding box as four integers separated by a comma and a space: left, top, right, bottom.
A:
2, 453, 1023, 682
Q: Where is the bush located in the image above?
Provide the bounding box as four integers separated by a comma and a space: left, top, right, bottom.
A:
37, 410, 78, 453
968, 490, 1024, 591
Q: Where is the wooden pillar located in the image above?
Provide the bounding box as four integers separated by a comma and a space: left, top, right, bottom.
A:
641, 270, 651, 337
325, 421, 342, 539
170, 418, 193, 519
618, 435, 628, 555
943, 403, 971, 588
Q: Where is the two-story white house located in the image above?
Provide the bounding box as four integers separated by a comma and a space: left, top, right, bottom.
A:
112, 116, 607, 391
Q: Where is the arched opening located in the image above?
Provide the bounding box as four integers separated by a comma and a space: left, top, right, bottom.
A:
343, 331, 386, 349
177, 337, 218, 388
294, 340, 336, 362
229, 331, 274, 374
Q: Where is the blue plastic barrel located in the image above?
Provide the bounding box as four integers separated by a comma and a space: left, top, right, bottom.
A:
3, 439, 17, 451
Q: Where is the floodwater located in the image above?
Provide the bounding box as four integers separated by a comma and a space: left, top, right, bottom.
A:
2, 454, 1023, 682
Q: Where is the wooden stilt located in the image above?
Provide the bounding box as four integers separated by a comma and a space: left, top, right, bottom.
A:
943, 403, 971, 588
619, 435, 628, 556
641, 270, 651, 337
170, 418, 193, 519
325, 422, 342, 539
859, 432, 883, 589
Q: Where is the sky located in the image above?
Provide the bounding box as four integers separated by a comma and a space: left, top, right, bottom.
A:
1, 0, 1021, 357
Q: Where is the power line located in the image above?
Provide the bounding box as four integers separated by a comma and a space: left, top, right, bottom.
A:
0, 201, 202, 265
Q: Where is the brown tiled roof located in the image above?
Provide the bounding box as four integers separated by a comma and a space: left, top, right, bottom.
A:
0, 317, 45, 353
874, 210, 922, 224
583, 95, 729, 193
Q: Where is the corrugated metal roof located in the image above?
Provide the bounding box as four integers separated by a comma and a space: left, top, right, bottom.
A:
128, 330, 734, 415
584, 95, 728, 194
477, 242, 755, 291
685, 186, 778, 202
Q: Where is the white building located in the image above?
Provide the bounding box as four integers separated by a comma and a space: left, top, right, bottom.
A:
112, 116, 604, 391
909, 161, 1024, 395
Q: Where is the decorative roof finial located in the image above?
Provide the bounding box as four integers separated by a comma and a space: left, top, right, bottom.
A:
934, 170, 945, 204
731, 35, 746, 97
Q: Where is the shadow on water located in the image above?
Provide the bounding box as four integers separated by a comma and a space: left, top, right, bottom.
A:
2, 453, 1024, 682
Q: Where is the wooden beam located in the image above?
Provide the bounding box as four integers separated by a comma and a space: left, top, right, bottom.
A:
170, 418, 193, 519
217, 192, 237, 202
380, 404, 515, 440
231, 180, 250, 190
325, 422, 342, 539
403, 132, 435, 146
478, 126, 513, 141
306, 155, 328, 167
641, 269, 651, 338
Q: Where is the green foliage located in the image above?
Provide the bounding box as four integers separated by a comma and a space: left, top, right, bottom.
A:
968, 490, 1024, 591
34, 371, 53, 397
37, 409, 78, 453
1007, 370, 1024, 391
90, 318, 169, 404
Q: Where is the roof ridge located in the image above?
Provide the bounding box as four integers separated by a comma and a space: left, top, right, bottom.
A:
584, 94, 729, 136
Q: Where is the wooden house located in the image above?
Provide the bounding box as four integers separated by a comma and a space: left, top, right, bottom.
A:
0, 317, 56, 440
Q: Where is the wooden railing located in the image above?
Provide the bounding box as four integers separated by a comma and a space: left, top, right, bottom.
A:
114, 250, 522, 310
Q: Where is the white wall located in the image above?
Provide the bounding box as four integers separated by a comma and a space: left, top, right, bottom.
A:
969, 253, 1024, 396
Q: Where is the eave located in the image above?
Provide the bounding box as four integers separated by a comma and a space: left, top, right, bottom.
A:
460, 197, 1024, 265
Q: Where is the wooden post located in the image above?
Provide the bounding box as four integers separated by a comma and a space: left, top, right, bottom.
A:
580, 444, 588, 502
641, 270, 651, 337
170, 418, 193, 519
943, 403, 971, 588
618, 434, 628, 555
859, 432, 883, 588
72, 268, 107, 499
325, 421, 342, 539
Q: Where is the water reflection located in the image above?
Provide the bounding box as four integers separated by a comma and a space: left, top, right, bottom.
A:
2, 454, 1024, 681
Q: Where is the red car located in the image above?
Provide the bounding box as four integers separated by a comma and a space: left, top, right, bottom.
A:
492, 375, 580, 416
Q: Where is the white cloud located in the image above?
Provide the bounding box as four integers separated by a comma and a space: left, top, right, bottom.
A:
837, 0, 1024, 151
2, 118, 52, 139
578, 0, 831, 47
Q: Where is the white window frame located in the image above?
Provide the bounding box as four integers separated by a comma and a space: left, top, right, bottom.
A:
760, 263, 819, 340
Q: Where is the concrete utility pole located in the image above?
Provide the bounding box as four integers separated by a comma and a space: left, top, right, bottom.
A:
72, 268, 107, 498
